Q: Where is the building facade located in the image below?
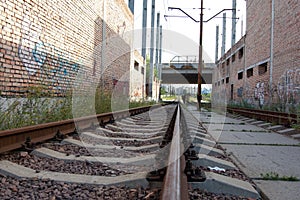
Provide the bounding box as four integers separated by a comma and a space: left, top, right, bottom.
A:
213, 0, 300, 112
0, 0, 140, 97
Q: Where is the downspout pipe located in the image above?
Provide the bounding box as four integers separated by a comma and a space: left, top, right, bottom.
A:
269, 0, 275, 105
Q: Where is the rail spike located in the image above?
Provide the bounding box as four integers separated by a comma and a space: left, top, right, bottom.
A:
22, 136, 35, 152
55, 130, 65, 141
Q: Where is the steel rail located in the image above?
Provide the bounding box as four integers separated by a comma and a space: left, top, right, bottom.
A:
161, 105, 189, 200
0, 104, 162, 153
227, 107, 298, 125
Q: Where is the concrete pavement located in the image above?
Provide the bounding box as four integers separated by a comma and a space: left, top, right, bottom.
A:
187, 105, 300, 200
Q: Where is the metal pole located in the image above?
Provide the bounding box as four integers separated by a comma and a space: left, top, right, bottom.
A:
231, 0, 236, 47
142, 0, 147, 59
159, 25, 162, 80
221, 12, 226, 56
128, 0, 134, 14
197, 0, 203, 110
155, 13, 160, 73
269, 0, 275, 104
215, 25, 219, 63
101, 0, 107, 89
149, 0, 155, 98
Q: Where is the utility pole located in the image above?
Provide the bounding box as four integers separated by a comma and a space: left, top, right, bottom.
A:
221, 12, 226, 56
166, 3, 234, 109
215, 25, 219, 63
128, 0, 134, 14
141, 0, 147, 59
155, 13, 160, 73
159, 25, 162, 80
148, 0, 155, 98
231, 0, 236, 47
197, 0, 203, 110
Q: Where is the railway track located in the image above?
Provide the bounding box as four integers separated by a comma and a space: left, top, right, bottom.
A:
227, 107, 298, 127
0, 103, 261, 199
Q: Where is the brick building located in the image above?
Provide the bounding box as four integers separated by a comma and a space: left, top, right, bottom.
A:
213, 0, 300, 112
0, 0, 144, 98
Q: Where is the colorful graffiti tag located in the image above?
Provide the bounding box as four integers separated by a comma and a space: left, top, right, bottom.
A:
18, 16, 81, 93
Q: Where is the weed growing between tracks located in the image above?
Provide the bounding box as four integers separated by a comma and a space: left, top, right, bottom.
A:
0, 87, 155, 131
260, 172, 299, 181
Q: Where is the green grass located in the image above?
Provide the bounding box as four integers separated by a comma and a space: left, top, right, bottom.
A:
162, 95, 177, 101
0, 87, 157, 131
260, 172, 299, 181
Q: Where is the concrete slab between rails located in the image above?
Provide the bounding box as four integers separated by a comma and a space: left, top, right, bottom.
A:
188, 126, 207, 133
0, 160, 149, 188
121, 118, 163, 125
277, 128, 296, 134
291, 134, 300, 139
192, 155, 237, 170
239, 117, 252, 121
106, 124, 167, 133
193, 144, 225, 157
254, 180, 300, 200
191, 136, 216, 147
250, 121, 266, 125
257, 123, 271, 128
188, 130, 209, 138
96, 127, 163, 138
266, 125, 284, 131
115, 121, 168, 129
32, 148, 156, 166
81, 132, 163, 143
62, 138, 160, 152
189, 172, 260, 199
243, 119, 257, 123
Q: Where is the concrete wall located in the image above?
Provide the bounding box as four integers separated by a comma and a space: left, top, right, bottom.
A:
0, 0, 134, 97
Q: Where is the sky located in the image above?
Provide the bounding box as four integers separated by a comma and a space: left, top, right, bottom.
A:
127, 0, 246, 63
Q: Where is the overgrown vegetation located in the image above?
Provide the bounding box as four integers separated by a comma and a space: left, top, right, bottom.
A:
260, 172, 299, 181
0, 86, 156, 131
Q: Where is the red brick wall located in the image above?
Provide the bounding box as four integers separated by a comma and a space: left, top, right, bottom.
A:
213, 0, 300, 110
0, 0, 133, 97
212, 37, 245, 105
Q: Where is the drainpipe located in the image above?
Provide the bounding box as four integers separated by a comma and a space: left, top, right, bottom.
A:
101, 0, 107, 89
269, 0, 275, 105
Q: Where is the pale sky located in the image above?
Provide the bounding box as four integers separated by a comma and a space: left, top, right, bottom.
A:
127, 0, 246, 63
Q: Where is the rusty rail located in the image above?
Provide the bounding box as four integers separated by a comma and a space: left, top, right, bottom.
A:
0, 104, 162, 153
161, 105, 189, 200
227, 107, 298, 126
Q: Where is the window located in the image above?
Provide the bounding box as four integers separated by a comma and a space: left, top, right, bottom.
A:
258, 62, 268, 75
238, 72, 243, 80
218, 81, 220, 86
134, 61, 139, 71
226, 58, 230, 65
239, 48, 244, 59
232, 54, 236, 62
141, 67, 145, 75
247, 68, 253, 78
222, 79, 225, 84
226, 77, 229, 84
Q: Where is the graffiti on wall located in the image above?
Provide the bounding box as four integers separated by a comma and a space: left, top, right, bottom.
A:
18, 16, 45, 75
254, 81, 265, 107
18, 16, 81, 93
277, 68, 300, 104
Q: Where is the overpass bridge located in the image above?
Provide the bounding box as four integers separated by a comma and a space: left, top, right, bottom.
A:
161, 56, 215, 84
